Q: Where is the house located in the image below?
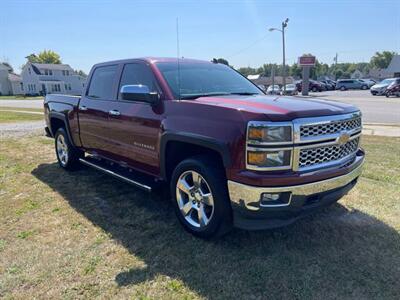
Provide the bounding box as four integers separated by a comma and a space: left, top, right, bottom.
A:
368, 68, 391, 81
0, 63, 13, 95
351, 70, 364, 79
8, 73, 24, 95
385, 55, 400, 77
21, 62, 86, 96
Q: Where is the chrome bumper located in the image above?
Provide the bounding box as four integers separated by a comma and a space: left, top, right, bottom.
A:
228, 159, 364, 212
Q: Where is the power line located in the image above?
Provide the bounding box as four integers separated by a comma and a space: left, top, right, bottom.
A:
227, 34, 269, 59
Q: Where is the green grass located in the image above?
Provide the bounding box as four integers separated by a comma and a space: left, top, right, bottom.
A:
0, 135, 399, 299
0, 110, 43, 123
0, 95, 43, 100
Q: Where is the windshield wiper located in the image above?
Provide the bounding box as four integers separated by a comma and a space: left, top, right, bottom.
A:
180, 92, 229, 100
228, 92, 259, 96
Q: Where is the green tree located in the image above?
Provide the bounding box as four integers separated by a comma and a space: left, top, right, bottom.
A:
212, 58, 230, 66
370, 51, 397, 69
26, 50, 62, 64
75, 69, 87, 77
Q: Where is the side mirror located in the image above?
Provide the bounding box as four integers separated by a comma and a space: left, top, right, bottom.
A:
120, 85, 159, 105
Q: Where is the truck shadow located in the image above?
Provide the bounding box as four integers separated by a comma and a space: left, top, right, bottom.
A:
32, 163, 400, 299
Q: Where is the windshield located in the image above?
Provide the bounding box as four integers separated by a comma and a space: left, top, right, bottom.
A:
156, 62, 262, 99
380, 79, 395, 85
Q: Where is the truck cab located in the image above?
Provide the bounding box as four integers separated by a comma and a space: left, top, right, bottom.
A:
44, 57, 364, 238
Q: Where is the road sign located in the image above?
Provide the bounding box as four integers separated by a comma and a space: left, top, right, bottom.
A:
298, 56, 316, 66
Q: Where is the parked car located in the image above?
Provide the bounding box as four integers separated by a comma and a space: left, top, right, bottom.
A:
336, 79, 368, 91
266, 84, 281, 95
320, 80, 335, 90
281, 84, 298, 95
358, 78, 376, 88
296, 80, 323, 92
385, 78, 400, 97
44, 57, 364, 238
370, 78, 397, 95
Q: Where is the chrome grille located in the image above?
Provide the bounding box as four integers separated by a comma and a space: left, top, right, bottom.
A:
299, 137, 359, 169
300, 116, 361, 138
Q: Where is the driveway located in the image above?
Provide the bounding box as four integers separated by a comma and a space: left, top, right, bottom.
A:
0, 99, 44, 109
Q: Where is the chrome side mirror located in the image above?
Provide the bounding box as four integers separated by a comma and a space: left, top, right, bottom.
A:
120, 85, 159, 105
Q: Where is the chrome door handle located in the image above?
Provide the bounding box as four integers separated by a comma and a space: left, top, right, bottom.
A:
79, 105, 88, 111
109, 109, 121, 116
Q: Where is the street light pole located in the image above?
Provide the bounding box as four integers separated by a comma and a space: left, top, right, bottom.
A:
269, 18, 289, 94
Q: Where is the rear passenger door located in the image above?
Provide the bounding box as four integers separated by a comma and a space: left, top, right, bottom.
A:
78, 64, 120, 157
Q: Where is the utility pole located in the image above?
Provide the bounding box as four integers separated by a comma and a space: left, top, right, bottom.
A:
269, 18, 289, 93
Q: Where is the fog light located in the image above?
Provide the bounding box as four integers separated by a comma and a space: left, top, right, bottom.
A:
260, 192, 291, 207
261, 193, 280, 201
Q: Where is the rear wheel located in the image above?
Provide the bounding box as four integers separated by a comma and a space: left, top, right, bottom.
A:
312, 87, 318, 92
170, 156, 232, 238
55, 128, 83, 170
362, 85, 368, 90
340, 86, 346, 91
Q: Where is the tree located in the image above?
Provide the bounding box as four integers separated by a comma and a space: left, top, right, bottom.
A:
26, 50, 62, 64
75, 70, 87, 77
370, 51, 397, 69
212, 58, 230, 66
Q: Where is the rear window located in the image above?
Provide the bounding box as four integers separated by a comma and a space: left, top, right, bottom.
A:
87, 65, 118, 100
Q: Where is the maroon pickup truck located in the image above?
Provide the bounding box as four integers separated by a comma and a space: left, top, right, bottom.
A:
44, 57, 364, 238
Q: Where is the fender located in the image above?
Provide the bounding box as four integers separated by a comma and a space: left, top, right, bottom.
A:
159, 132, 232, 179
48, 111, 78, 149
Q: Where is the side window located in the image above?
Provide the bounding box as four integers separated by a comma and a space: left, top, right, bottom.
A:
118, 63, 157, 99
87, 65, 118, 100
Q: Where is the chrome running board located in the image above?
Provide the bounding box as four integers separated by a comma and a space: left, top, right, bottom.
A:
79, 158, 152, 192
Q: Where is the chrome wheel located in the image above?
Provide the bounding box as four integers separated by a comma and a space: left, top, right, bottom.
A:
176, 170, 214, 228
56, 134, 69, 166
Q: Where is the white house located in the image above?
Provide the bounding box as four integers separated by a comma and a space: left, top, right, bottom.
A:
0, 63, 13, 95
8, 73, 24, 95
385, 55, 400, 77
21, 62, 86, 96
351, 70, 364, 79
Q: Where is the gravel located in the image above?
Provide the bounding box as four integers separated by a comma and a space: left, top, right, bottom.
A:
0, 121, 46, 138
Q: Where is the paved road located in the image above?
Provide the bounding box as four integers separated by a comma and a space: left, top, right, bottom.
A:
1, 91, 399, 124
0, 99, 44, 109
306, 90, 400, 125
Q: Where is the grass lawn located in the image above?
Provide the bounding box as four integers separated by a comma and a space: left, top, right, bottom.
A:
0, 135, 399, 299
0, 95, 43, 100
0, 110, 43, 123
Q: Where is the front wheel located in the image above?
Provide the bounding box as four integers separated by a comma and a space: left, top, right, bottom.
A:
54, 128, 83, 170
312, 87, 318, 92
170, 156, 232, 238
340, 86, 346, 91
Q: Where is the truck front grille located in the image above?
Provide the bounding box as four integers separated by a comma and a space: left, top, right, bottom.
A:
300, 116, 361, 138
299, 137, 360, 169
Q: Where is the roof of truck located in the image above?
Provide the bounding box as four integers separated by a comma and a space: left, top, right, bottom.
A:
93, 57, 212, 67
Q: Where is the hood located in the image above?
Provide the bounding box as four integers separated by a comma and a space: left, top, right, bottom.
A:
191, 95, 359, 121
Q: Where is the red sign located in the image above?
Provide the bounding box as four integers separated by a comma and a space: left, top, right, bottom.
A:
298, 56, 316, 66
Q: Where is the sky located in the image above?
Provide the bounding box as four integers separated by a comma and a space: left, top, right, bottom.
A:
1, 0, 399, 73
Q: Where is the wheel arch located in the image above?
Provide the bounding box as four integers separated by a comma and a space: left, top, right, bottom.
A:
160, 132, 231, 181
49, 112, 77, 148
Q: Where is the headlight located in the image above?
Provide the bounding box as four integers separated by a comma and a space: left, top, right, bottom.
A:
247, 123, 292, 144
247, 149, 292, 168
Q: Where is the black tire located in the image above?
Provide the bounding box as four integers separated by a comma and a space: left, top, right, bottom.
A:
312, 87, 318, 92
362, 85, 368, 90
170, 155, 232, 238
386, 92, 390, 98
340, 86, 346, 91
54, 128, 83, 170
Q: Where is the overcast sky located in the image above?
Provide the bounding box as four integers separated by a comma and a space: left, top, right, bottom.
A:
1, 0, 399, 72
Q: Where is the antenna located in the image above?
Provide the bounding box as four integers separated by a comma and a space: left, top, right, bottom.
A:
176, 17, 181, 100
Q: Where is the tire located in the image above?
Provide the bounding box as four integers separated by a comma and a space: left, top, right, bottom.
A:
54, 128, 83, 170
340, 86, 346, 91
170, 155, 232, 238
312, 87, 317, 92
362, 85, 368, 90
386, 92, 390, 98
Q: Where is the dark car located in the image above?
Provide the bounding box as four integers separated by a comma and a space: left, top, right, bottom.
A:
44, 57, 364, 238
385, 78, 400, 97
336, 79, 368, 91
296, 80, 324, 92
320, 80, 335, 90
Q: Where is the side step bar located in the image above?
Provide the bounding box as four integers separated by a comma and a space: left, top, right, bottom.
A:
79, 158, 152, 192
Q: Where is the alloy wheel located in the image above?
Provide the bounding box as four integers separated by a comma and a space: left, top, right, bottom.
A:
176, 170, 215, 228
56, 134, 69, 166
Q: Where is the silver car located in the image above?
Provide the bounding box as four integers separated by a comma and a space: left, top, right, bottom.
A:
370, 78, 396, 95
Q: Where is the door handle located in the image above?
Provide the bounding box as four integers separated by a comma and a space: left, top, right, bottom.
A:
108, 109, 121, 116
79, 105, 88, 111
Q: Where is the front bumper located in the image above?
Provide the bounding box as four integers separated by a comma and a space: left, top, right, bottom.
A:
228, 157, 364, 230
